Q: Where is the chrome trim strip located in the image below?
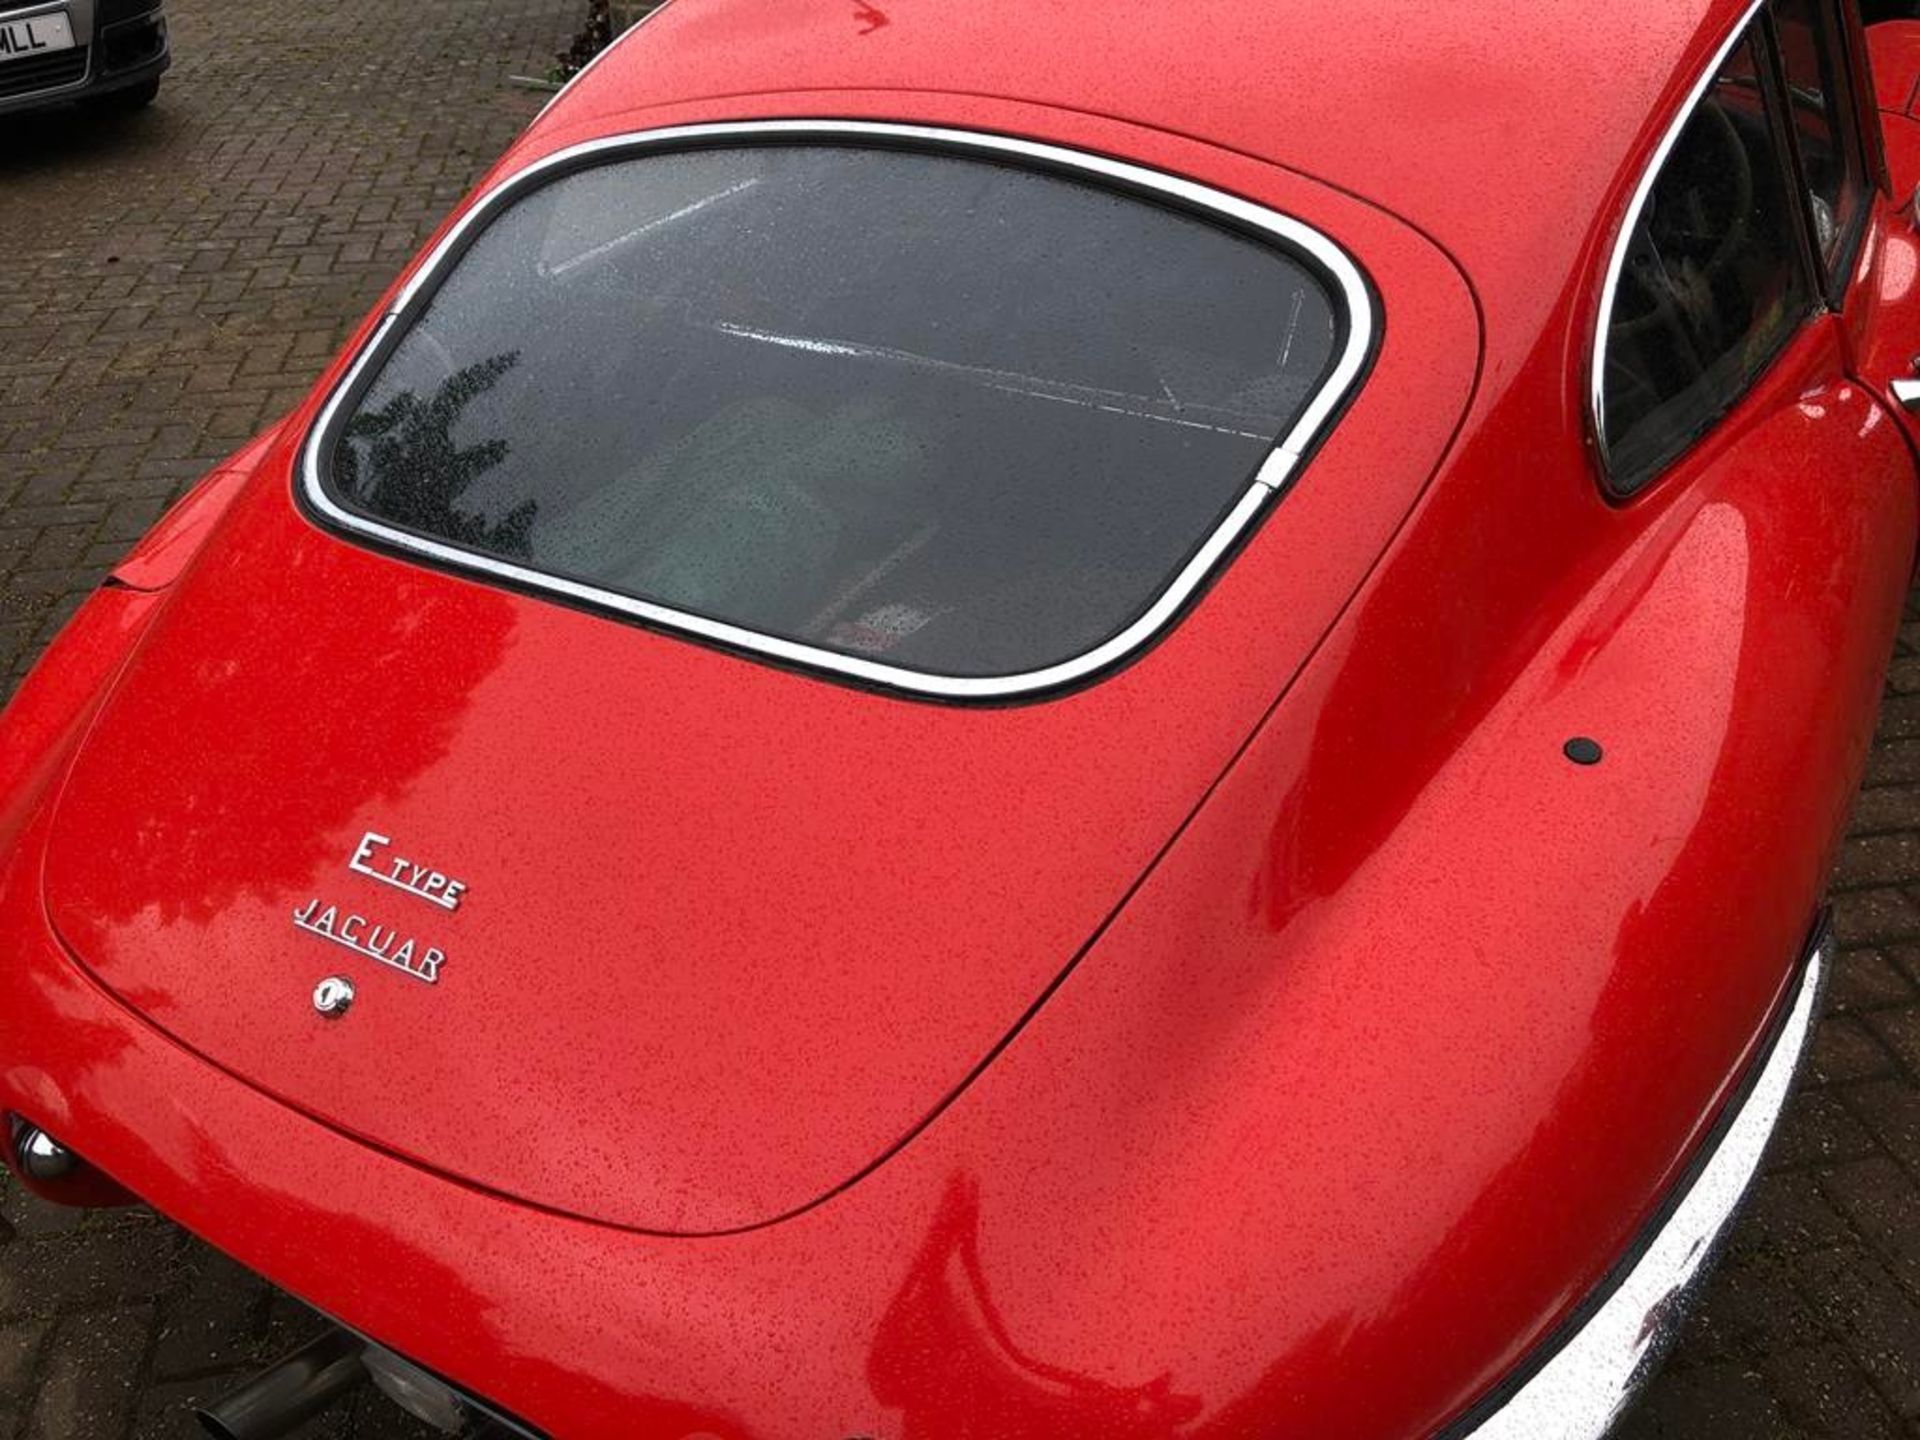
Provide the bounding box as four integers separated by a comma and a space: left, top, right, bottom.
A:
1460, 931, 1828, 1440
300, 120, 1376, 702
1590, 0, 1764, 471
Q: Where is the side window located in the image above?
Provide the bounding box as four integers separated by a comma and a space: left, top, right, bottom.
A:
1771, 0, 1869, 280
1599, 30, 1815, 494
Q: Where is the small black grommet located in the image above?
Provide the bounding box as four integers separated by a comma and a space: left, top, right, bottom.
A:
1564, 737, 1604, 767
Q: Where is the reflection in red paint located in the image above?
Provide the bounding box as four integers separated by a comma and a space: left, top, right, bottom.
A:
854, 1, 889, 34
870, 1175, 1202, 1438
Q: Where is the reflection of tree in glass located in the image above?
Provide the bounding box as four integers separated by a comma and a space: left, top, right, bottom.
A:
340, 352, 536, 557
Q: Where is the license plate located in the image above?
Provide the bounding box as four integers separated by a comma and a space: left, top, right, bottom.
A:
0, 12, 76, 65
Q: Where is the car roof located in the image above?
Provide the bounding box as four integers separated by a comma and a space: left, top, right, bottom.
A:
547, 0, 1751, 317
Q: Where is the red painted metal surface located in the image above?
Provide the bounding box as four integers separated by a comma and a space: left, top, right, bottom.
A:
107, 427, 283, 593
1851, 109, 1920, 445
38, 112, 1476, 1239
1, 1, 1916, 1436
1869, 19, 1920, 115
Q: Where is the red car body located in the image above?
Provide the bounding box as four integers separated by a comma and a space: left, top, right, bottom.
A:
3, 0, 1918, 1435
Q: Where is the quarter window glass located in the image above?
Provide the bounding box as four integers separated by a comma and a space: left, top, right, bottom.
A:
1771, 0, 1865, 268
1602, 34, 1813, 492
322, 146, 1345, 681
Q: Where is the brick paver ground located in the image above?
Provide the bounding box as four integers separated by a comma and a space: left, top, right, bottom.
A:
1, 0, 1919, 1435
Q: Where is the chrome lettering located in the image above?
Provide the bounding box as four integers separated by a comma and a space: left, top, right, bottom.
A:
292, 899, 446, 987
346, 829, 469, 912
350, 831, 389, 873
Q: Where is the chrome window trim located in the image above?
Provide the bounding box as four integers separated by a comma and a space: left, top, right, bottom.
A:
298, 119, 1376, 703
1591, 0, 1766, 475
1453, 927, 1829, 1440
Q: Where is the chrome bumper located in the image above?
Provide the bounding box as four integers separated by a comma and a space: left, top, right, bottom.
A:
1450, 925, 1830, 1440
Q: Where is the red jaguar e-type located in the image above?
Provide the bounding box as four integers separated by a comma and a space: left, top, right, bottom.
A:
3, 0, 1916, 1434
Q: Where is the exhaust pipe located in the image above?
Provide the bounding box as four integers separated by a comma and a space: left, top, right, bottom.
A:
14, 1126, 78, 1183
194, 1329, 368, 1440
6, 1120, 135, 1207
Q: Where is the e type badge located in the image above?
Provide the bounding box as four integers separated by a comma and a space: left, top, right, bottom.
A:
346, 831, 468, 911
292, 830, 468, 989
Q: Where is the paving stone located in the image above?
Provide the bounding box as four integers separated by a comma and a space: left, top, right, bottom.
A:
1830, 949, 1918, 1014
0, 1227, 186, 1322
1864, 738, 1920, 789
1744, 1169, 1856, 1257
1870, 1005, 1920, 1076
1766, 1343, 1909, 1438
1683, 1246, 1830, 1360
1608, 1358, 1799, 1438
1794, 1248, 1920, 1416
147, 1247, 273, 1382
1823, 1157, 1920, 1299
24, 1307, 155, 1440
0, 1181, 94, 1241
0, 1320, 50, 1395
1842, 779, 1908, 835
1839, 1079, 1920, 1189
341, 1389, 448, 1439
1834, 887, 1920, 948
1809, 1015, 1901, 1087
1770, 1088, 1884, 1171
1840, 833, 1920, 889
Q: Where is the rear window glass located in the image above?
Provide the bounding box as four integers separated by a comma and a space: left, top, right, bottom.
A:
317, 144, 1348, 685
